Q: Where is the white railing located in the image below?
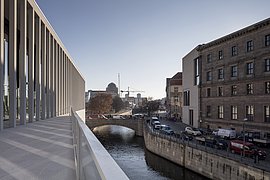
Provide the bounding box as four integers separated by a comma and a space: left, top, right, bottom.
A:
71, 110, 129, 180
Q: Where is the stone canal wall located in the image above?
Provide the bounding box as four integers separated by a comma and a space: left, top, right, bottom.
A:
144, 126, 270, 180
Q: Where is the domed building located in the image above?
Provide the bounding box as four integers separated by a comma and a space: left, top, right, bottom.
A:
106, 82, 118, 94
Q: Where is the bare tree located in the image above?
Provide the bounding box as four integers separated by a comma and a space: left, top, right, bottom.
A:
86, 93, 113, 114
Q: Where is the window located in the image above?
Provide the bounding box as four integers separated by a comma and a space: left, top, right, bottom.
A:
232, 46, 237, 56
218, 86, 223, 96
231, 85, 237, 96
207, 54, 212, 63
184, 90, 190, 106
218, 106, 224, 119
265, 59, 270, 72
194, 58, 200, 85
265, 106, 270, 122
207, 71, 212, 81
207, 88, 211, 97
218, 50, 223, 60
247, 40, 253, 52
231, 66, 238, 77
174, 87, 179, 92
218, 68, 224, 79
246, 62, 254, 75
247, 84, 253, 95
174, 96, 179, 102
206, 106, 211, 117
246, 105, 254, 121
231, 106, 237, 120
265, 34, 270, 47
266, 82, 270, 94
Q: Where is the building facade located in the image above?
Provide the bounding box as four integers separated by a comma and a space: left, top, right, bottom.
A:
182, 48, 201, 128
0, 0, 85, 130
198, 18, 270, 137
166, 72, 183, 120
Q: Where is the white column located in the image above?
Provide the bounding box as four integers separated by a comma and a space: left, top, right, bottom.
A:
53, 40, 57, 117
64, 54, 66, 114
61, 52, 63, 115
67, 59, 70, 113
28, 6, 35, 123
19, 0, 26, 125
50, 36, 54, 117
55, 42, 60, 116
41, 24, 46, 120
9, 0, 17, 128
0, 0, 4, 130
46, 30, 50, 118
61, 51, 63, 115
35, 17, 41, 121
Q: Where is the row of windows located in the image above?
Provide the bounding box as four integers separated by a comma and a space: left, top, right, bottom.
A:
206, 34, 270, 63
206, 105, 270, 122
206, 82, 270, 97
206, 59, 270, 81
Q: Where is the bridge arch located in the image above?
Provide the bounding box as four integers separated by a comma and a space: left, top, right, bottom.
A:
86, 118, 144, 136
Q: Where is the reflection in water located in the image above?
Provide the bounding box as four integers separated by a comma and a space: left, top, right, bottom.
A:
93, 125, 209, 180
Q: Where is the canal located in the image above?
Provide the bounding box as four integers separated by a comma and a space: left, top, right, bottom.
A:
92, 125, 209, 180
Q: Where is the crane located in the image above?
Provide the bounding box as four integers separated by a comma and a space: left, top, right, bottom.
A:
120, 87, 144, 97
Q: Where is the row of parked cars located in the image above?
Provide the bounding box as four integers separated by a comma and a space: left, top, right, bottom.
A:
184, 126, 267, 160
150, 117, 174, 135
149, 118, 267, 161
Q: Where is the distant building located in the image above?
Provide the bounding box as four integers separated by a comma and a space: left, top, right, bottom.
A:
166, 72, 183, 120
122, 93, 147, 108
106, 82, 118, 95
86, 82, 119, 102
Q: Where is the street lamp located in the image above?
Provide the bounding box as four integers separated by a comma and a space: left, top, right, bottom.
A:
243, 118, 248, 157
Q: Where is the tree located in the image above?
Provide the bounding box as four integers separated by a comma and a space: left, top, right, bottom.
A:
112, 96, 124, 113
86, 93, 112, 114
146, 100, 160, 115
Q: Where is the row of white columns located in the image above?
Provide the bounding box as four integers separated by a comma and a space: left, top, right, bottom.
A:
0, 0, 84, 131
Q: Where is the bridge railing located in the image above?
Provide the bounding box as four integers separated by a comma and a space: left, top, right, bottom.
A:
71, 109, 129, 180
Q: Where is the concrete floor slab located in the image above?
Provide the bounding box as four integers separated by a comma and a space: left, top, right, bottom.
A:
0, 116, 76, 180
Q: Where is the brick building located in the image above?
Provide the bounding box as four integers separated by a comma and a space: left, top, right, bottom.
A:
198, 18, 270, 137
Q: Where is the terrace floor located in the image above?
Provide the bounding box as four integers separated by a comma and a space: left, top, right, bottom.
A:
0, 116, 76, 180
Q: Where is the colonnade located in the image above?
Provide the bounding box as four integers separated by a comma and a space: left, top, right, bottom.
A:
0, 0, 85, 130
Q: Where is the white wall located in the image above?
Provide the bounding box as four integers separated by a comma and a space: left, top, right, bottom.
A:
182, 48, 200, 128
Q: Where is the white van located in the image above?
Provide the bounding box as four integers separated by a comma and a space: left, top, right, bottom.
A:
215, 129, 236, 139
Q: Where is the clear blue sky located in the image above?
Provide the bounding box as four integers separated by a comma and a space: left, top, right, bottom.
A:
36, 0, 270, 99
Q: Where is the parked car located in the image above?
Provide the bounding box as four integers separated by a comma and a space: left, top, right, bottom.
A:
185, 127, 202, 136
151, 117, 160, 126
160, 125, 174, 135
229, 140, 266, 160
181, 132, 193, 141
215, 138, 228, 150
112, 115, 125, 120
132, 113, 144, 119
198, 128, 212, 135
152, 121, 161, 130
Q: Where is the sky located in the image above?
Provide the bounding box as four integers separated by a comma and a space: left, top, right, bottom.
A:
35, 0, 270, 99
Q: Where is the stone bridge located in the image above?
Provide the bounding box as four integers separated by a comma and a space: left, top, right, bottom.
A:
86, 118, 144, 136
